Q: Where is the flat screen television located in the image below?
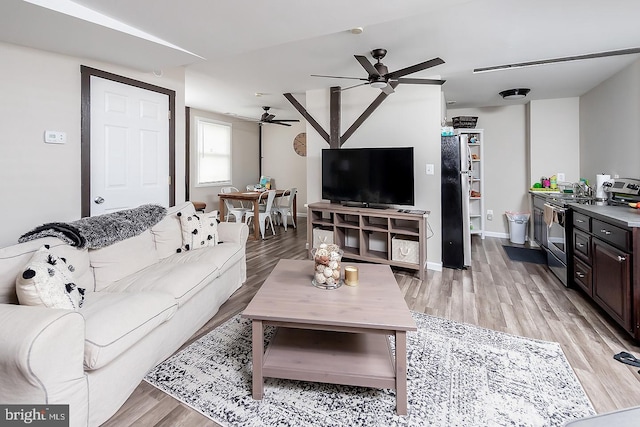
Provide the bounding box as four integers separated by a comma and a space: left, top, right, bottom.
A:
322, 147, 414, 206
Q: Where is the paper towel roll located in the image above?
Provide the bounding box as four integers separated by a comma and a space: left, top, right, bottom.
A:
596, 174, 611, 200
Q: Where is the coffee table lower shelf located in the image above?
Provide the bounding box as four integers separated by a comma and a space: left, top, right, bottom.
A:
261, 328, 397, 389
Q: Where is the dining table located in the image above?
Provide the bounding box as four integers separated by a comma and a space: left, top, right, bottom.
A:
218, 189, 297, 240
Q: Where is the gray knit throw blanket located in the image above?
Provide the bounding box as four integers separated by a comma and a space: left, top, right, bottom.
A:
18, 204, 167, 249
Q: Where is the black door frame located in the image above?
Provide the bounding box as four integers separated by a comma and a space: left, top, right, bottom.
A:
80, 66, 176, 217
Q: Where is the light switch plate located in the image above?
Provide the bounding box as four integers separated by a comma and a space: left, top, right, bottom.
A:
426, 164, 434, 175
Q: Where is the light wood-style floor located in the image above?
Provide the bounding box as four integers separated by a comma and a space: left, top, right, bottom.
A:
103, 222, 640, 426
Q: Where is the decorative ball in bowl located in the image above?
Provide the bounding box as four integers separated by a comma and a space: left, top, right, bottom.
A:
311, 244, 343, 290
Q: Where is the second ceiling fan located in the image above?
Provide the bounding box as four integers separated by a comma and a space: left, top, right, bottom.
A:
259, 106, 300, 126
312, 48, 446, 94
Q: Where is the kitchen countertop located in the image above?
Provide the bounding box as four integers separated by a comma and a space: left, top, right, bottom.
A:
569, 203, 640, 228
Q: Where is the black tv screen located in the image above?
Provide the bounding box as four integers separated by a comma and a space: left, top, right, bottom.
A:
322, 147, 414, 206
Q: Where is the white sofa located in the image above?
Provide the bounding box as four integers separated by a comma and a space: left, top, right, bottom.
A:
0, 202, 249, 426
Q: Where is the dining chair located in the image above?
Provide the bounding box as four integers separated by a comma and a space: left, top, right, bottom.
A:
245, 190, 276, 239
273, 187, 297, 231
221, 186, 249, 222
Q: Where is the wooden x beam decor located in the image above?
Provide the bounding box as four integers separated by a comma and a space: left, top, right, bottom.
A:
284, 82, 397, 148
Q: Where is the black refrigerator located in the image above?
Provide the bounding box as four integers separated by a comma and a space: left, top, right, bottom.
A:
441, 135, 471, 269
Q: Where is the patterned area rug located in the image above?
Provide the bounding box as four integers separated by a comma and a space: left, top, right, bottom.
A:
144, 312, 595, 427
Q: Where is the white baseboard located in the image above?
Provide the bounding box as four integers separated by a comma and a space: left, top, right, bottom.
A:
427, 261, 442, 272
483, 231, 510, 239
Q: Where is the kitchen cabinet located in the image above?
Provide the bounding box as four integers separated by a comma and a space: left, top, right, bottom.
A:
532, 195, 548, 248
570, 208, 636, 337
592, 238, 631, 330
455, 129, 484, 238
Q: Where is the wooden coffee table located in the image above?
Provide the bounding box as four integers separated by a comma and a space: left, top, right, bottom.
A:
242, 259, 417, 415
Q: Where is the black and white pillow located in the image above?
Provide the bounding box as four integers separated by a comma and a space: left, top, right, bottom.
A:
177, 212, 219, 252
15, 245, 85, 310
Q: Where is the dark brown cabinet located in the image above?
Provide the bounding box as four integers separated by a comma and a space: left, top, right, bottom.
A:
592, 238, 631, 330
532, 196, 548, 248
570, 208, 636, 338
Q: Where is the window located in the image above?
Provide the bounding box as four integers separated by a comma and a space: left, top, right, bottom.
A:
195, 117, 232, 186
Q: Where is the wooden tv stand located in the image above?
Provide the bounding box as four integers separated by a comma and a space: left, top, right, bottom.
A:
307, 202, 429, 280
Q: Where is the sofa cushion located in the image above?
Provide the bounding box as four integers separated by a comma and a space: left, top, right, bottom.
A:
150, 202, 195, 259
0, 237, 92, 304
49, 244, 93, 293
161, 242, 244, 277
82, 291, 177, 370
89, 230, 160, 291
102, 262, 219, 306
178, 211, 219, 252
16, 245, 85, 310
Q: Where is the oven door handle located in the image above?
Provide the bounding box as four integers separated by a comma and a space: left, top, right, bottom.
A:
544, 203, 566, 214
544, 203, 566, 227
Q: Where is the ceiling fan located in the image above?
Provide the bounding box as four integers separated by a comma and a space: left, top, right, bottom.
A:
259, 106, 300, 126
312, 48, 446, 94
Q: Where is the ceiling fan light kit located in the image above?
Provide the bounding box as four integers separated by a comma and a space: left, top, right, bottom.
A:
499, 88, 530, 100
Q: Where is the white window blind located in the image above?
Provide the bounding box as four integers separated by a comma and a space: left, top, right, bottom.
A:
195, 117, 231, 186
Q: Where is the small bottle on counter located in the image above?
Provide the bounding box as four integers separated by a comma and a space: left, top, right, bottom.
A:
550, 175, 557, 189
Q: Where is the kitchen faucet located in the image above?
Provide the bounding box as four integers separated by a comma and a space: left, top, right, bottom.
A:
573, 181, 593, 198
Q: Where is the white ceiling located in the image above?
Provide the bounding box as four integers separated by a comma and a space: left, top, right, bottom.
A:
2, 0, 640, 122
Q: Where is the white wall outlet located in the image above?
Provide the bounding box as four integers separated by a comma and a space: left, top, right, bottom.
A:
487, 209, 493, 221
44, 131, 66, 144
426, 163, 434, 175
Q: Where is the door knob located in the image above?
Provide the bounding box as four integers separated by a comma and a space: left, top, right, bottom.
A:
618, 256, 627, 262
94, 196, 105, 204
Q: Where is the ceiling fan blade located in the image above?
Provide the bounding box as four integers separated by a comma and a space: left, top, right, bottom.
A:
265, 114, 275, 121
273, 122, 292, 127
381, 84, 395, 95
311, 74, 367, 81
396, 77, 446, 85
272, 119, 300, 122
387, 57, 445, 79
473, 47, 640, 73
335, 82, 369, 92
355, 55, 380, 76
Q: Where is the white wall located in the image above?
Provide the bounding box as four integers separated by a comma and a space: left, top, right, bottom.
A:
262, 121, 307, 217
447, 106, 528, 237
580, 59, 640, 182
0, 42, 186, 248
529, 98, 580, 185
187, 109, 260, 212
306, 84, 443, 268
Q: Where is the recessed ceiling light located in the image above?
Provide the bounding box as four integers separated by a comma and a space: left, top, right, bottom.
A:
350, 27, 364, 35
254, 92, 263, 97
499, 88, 531, 100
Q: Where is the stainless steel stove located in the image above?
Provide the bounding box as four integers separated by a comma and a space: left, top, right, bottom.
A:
603, 177, 640, 206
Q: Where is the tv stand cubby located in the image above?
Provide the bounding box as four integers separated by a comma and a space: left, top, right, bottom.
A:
307, 202, 428, 280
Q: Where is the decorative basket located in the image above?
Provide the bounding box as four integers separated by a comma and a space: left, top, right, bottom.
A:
452, 116, 478, 129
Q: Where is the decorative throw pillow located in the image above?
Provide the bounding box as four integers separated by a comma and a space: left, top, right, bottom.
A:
16, 245, 85, 310
177, 211, 219, 252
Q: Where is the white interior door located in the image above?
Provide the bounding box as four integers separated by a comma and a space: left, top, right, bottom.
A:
90, 76, 169, 215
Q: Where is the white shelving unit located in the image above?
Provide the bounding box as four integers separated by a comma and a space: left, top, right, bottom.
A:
456, 128, 485, 239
